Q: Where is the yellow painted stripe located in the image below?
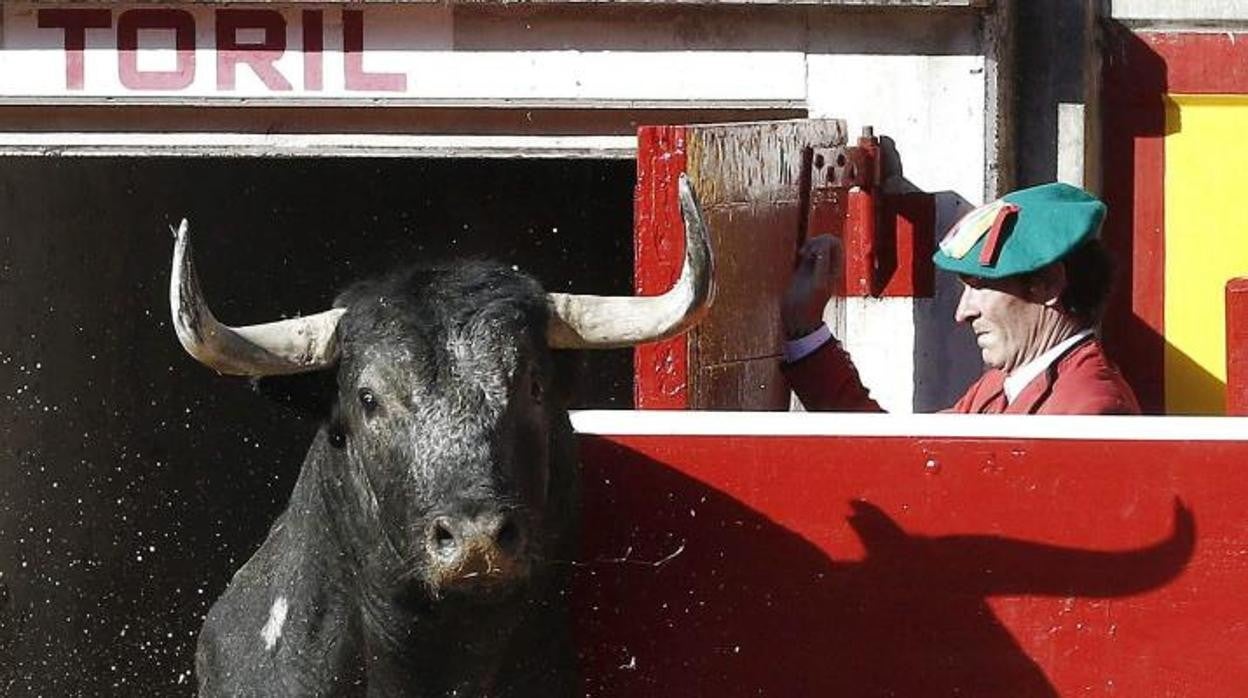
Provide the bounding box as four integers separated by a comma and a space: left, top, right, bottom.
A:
1164, 94, 1248, 415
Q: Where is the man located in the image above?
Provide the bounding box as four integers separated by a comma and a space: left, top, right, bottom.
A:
780, 182, 1140, 415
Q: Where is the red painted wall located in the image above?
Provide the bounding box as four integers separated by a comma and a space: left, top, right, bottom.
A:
573, 431, 1243, 695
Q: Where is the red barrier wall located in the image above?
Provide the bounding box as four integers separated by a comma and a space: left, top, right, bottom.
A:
572, 414, 1248, 696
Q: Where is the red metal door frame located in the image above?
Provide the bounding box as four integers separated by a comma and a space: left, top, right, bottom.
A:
1101, 27, 1248, 414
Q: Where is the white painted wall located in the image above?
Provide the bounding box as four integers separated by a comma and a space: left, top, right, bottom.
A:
0, 2, 996, 412
0, 4, 808, 105
805, 10, 987, 411
1113, 0, 1248, 22
454, 5, 991, 412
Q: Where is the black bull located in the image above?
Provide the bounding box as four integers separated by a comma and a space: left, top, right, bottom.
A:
197, 264, 579, 696
169, 178, 713, 696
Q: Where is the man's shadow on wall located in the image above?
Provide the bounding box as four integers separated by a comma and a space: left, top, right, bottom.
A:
867, 134, 983, 411
573, 441, 1195, 696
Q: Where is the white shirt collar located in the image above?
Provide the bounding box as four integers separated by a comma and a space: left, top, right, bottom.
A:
1002, 329, 1095, 403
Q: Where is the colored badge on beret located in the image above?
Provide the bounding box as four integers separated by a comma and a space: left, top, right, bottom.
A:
932, 182, 1107, 279
938, 200, 1020, 263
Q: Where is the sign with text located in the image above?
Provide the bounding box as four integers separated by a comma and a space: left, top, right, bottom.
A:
0, 4, 806, 104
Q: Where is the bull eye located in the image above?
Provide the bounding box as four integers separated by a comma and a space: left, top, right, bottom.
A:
328, 427, 346, 449
358, 388, 379, 415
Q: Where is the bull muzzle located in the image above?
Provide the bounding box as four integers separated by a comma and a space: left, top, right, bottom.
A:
424, 511, 528, 595
169, 174, 715, 376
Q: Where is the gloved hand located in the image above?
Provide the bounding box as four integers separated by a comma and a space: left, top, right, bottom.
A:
781, 235, 842, 340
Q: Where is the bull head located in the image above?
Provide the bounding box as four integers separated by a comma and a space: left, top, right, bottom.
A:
169, 175, 714, 376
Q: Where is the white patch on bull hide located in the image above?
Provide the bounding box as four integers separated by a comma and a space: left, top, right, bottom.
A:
261, 596, 288, 651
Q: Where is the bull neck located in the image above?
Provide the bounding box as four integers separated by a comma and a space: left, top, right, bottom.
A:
1002, 329, 1094, 404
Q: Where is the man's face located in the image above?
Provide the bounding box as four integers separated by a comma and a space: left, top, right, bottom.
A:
954, 274, 1047, 372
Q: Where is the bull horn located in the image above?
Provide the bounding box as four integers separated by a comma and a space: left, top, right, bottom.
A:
169, 219, 346, 376
546, 173, 715, 349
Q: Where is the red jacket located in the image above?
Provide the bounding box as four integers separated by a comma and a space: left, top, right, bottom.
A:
782, 335, 1140, 415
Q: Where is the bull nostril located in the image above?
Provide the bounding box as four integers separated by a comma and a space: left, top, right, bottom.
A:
495, 520, 522, 555
431, 520, 458, 555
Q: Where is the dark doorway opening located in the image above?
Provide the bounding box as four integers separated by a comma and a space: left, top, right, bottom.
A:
0, 156, 634, 694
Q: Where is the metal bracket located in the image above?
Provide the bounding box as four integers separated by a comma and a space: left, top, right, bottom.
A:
802, 126, 934, 298
804, 128, 882, 296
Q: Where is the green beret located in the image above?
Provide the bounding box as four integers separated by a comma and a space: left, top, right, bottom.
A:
932, 182, 1106, 279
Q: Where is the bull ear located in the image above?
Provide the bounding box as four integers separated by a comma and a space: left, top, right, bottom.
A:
251, 371, 338, 419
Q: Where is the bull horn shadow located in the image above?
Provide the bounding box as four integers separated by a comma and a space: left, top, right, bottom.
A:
848, 496, 1196, 598
829, 498, 1195, 695
576, 444, 1198, 697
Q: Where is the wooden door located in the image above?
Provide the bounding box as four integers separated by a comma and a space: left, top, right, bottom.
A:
634, 118, 847, 410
